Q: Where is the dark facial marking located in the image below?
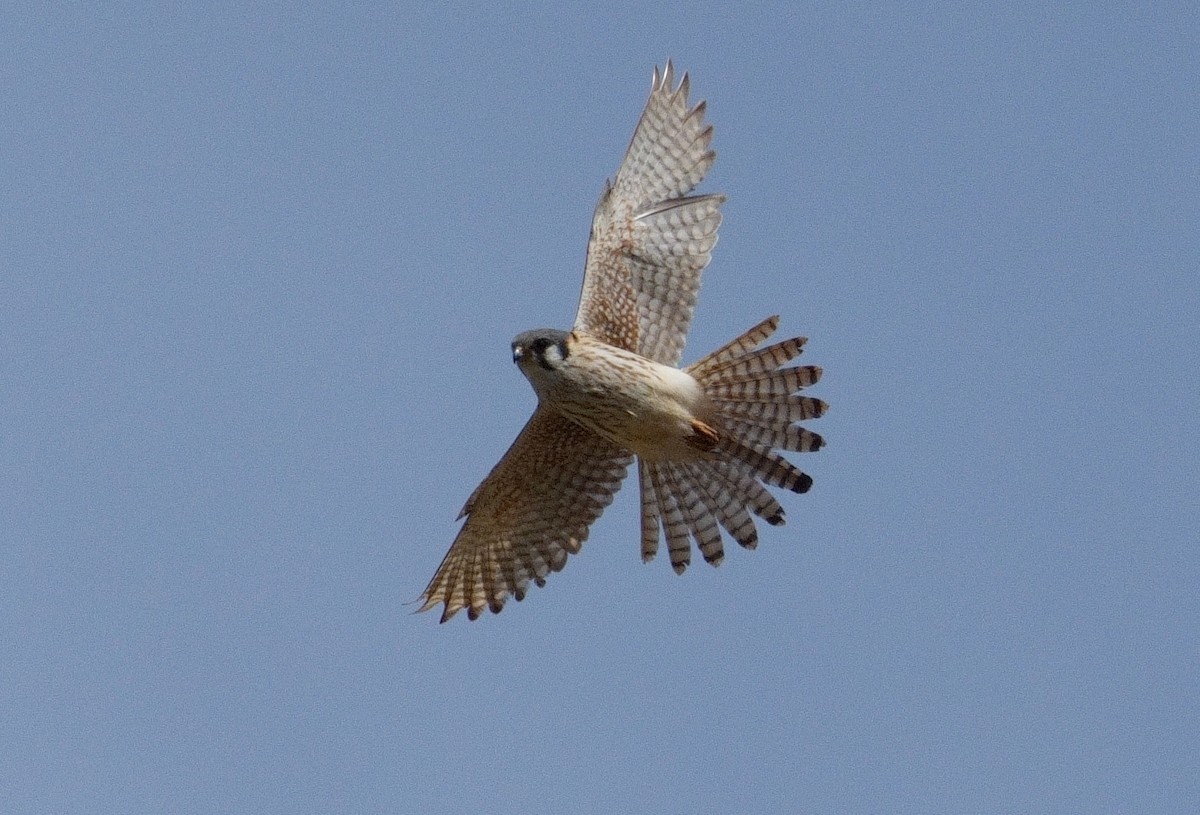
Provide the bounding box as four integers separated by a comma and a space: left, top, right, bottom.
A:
531, 336, 568, 371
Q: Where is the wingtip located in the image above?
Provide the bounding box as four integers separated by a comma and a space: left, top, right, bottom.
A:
407, 591, 433, 612
655, 59, 691, 97
411, 594, 454, 623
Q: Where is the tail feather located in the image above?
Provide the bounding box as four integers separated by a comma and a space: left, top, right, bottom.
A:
713, 394, 827, 422
709, 459, 787, 525
638, 460, 662, 563
701, 337, 808, 381
704, 365, 821, 399
682, 461, 759, 550
687, 316, 780, 378
726, 421, 824, 453
722, 437, 813, 494
667, 462, 725, 565
648, 463, 693, 574
637, 316, 826, 574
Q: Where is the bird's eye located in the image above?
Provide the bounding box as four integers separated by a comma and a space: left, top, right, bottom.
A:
531, 338, 552, 354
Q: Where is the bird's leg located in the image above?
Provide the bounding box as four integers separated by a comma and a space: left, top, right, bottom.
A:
685, 418, 720, 452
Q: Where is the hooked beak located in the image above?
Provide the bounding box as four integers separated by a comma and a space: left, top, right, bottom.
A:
511, 344, 524, 363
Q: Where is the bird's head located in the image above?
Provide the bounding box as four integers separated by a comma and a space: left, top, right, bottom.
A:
512, 328, 572, 369
511, 329, 574, 394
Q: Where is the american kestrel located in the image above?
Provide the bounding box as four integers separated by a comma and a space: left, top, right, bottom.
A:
419, 62, 826, 622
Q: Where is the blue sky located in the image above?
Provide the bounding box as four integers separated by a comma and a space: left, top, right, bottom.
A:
2, 3, 1196, 813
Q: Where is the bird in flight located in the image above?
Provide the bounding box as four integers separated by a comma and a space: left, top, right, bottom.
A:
419, 62, 826, 622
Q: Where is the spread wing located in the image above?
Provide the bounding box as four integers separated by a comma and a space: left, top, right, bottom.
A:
574, 61, 725, 365
418, 408, 633, 622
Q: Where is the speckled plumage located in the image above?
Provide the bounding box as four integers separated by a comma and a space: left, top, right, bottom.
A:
419, 64, 826, 622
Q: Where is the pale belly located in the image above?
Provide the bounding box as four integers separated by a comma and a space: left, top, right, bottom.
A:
549, 349, 713, 461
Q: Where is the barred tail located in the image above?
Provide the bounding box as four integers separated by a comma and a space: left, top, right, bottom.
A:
638, 316, 826, 573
